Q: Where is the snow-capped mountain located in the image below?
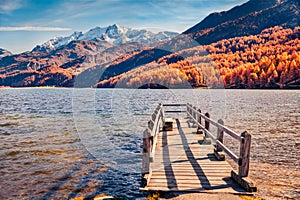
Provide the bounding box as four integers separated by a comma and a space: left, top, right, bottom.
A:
33, 24, 178, 52
0, 48, 12, 58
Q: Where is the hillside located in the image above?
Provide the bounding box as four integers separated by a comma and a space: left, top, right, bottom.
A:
0, 48, 12, 58
97, 26, 300, 89
184, 0, 299, 45
0, 24, 180, 87
94, 0, 300, 89
0, 40, 147, 87
184, 0, 278, 34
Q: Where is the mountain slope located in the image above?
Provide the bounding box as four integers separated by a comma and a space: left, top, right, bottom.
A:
97, 26, 300, 89
93, 0, 300, 88
0, 40, 147, 87
33, 24, 178, 52
0, 24, 178, 87
0, 48, 12, 58
184, 0, 278, 34
185, 0, 299, 45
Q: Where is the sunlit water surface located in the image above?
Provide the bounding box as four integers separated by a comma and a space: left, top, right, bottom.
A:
0, 88, 299, 199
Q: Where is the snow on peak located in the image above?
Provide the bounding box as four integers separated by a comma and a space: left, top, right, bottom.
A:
33, 24, 178, 52
78, 26, 107, 41
0, 48, 13, 58
105, 24, 127, 39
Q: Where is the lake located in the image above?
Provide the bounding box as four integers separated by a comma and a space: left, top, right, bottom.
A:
0, 88, 299, 199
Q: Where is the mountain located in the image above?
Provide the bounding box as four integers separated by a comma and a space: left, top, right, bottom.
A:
184, 0, 278, 34
0, 48, 12, 58
95, 0, 300, 88
33, 24, 178, 52
184, 0, 300, 45
97, 26, 300, 89
0, 24, 178, 87
1, 1, 299, 88
93, 0, 300, 89
0, 39, 147, 87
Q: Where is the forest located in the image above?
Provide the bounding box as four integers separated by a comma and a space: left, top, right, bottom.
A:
97, 26, 300, 89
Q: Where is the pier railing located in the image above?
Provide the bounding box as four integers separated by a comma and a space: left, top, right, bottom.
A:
142, 103, 254, 191
142, 103, 163, 187
185, 103, 254, 190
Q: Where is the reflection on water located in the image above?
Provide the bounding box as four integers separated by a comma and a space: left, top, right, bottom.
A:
0, 88, 299, 199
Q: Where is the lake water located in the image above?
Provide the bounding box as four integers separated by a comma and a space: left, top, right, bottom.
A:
0, 88, 299, 199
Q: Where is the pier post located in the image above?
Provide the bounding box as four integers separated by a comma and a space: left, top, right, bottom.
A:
216, 119, 224, 151
197, 109, 203, 134
239, 131, 251, 177
205, 112, 210, 131
204, 112, 211, 144
142, 128, 152, 187
142, 128, 151, 174
214, 119, 225, 160
192, 106, 197, 127
186, 104, 190, 119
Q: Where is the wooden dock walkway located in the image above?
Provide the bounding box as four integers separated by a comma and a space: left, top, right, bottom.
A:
141, 104, 256, 195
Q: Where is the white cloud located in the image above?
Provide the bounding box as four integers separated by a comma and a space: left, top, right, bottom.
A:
0, 0, 22, 14
0, 26, 72, 31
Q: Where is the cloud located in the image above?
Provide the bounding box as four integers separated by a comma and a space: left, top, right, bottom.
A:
0, 26, 72, 31
0, 0, 22, 14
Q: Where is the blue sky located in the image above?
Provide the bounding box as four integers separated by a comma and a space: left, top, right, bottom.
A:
0, 0, 248, 54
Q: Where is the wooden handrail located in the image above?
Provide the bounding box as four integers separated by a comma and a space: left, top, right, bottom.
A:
186, 103, 251, 178
142, 103, 164, 187
187, 104, 242, 142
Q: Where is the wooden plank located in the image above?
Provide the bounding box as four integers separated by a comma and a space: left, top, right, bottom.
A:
149, 181, 237, 187
163, 104, 186, 107
157, 166, 232, 169
153, 157, 221, 161
155, 163, 231, 166
152, 170, 232, 174
165, 110, 186, 113
150, 177, 232, 181
147, 184, 245, 190
152, 169, 231, 173
150, 175, 230, 180
146, 186, 247, 194
151, 172, 231, 176
149, 181, 242, 187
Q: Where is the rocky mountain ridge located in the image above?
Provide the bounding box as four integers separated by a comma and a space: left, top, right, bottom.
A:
0, 48, 12, 58
32, 24, 178, 52
184, 0, 299, 44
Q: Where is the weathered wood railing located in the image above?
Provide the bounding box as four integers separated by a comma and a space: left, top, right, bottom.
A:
142, 103, 163, 187
142, 103, 255, 191
186, 103, 254, 191
142, 103, 186, 187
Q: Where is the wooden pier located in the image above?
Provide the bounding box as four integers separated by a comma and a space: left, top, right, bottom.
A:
141, 103, 256, 194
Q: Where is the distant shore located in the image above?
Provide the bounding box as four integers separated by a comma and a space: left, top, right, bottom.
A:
1, 86, 299, 90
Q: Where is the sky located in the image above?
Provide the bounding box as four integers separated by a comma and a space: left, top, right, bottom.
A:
0, 0, 248, 54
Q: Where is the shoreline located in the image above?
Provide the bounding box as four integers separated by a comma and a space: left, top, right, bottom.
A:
0, 86, 299, 90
